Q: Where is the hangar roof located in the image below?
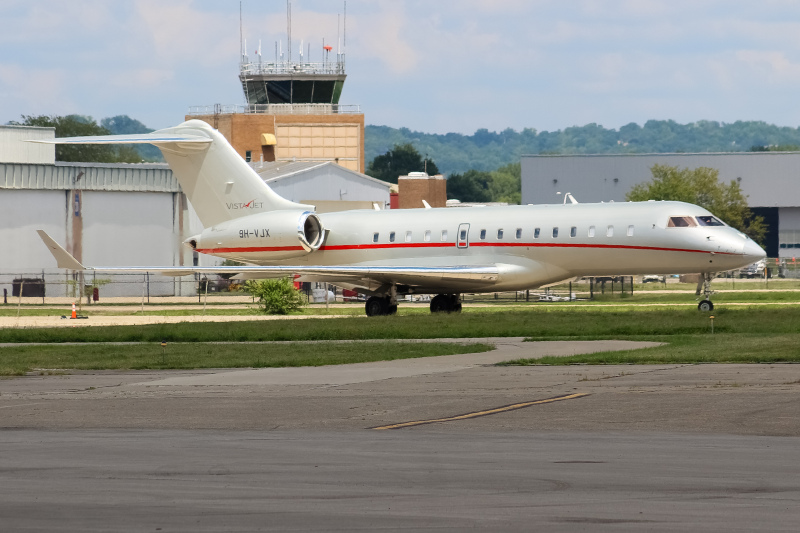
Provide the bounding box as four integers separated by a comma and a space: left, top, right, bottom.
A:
0, 161, 178, 192
256, 160, 391, 188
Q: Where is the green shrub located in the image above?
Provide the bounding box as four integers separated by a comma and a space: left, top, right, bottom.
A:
244, 278, 305, 315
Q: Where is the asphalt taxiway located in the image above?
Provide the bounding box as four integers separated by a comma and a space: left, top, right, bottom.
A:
2, 338, 800, 531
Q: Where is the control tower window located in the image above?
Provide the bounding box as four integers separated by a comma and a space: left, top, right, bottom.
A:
696, 216, 725, 227
668, 216, 698, 227
245, 150, 252, 162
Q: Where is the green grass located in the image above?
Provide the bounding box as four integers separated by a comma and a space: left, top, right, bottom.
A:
1, 307, 798, 343
504, 334, 800, 365
0, 341, 493, 376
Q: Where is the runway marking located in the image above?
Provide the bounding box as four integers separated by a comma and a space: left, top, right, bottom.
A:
370, 393, 589, 430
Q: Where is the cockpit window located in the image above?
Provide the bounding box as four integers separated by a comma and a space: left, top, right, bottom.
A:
696, 215, 725, 227
668, 216, 698, 228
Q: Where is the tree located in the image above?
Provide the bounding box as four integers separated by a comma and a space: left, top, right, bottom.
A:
446, 170, 492, 202
11, 114, 142, 163
366, 143, 438, 183
244, 278, 305, 315
626, 164, 766, 244
488, 162, 521, 204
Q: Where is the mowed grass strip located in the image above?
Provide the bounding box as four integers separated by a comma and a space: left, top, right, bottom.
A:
504, 334, 800, 366
0, 341, 494, 376
1, 307, 798, 343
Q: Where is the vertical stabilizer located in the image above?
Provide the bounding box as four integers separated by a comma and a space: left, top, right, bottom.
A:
152, 120, 312, 227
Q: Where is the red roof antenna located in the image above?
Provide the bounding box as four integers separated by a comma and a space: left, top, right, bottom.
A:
323, 45, 333, 51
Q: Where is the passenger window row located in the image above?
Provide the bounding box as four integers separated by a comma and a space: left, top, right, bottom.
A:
373, 224, 637, 243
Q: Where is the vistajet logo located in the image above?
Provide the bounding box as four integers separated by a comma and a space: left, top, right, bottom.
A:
226, 199, 264, 210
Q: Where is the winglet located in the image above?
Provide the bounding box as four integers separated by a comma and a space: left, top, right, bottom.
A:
36, 230, 87, 270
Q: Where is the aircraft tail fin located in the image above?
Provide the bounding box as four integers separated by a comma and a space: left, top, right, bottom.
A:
30, 120, 312, 227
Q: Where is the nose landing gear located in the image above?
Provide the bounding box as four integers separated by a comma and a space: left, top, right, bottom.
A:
697, 272, 715, 311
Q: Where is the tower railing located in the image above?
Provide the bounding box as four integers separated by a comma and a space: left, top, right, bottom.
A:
239, 61, 345, 76
187, 104, 361, 115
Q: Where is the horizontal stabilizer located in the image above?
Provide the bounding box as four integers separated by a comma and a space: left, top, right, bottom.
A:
28, 133, 211, 146
37, 230, 86, 270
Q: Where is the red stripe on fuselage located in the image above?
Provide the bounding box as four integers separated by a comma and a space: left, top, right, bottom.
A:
196, 242, 738, 255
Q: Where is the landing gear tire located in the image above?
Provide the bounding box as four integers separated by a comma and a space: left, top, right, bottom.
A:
365, 296, 389, 317
430, 294, 462, 313
698, 300, 714, 312
430, 295, 450, 313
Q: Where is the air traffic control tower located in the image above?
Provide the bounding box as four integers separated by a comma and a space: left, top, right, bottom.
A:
187, 36, 364, 172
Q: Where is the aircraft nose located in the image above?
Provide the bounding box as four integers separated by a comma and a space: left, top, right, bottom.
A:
743, 239, 766, 262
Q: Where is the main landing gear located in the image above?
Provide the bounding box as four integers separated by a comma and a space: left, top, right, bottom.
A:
430, 294, 462, 314
697, 272, 715, 312
365, 295, 398, 317
364, 291, 463, 316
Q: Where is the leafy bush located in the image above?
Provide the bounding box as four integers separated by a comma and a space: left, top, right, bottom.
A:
244, 278, 305, 315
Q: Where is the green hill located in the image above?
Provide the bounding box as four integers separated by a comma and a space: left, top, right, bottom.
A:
365, 120, 800, 175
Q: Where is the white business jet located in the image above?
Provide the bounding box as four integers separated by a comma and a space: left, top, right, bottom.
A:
34, 120, 765, 316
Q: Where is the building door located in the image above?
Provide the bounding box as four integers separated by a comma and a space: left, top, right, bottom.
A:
457, 223, 470, 248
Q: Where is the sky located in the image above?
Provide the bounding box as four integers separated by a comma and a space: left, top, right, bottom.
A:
2, 0, 800, 135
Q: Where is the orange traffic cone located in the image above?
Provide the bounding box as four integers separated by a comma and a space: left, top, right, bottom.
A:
71, 302, 77, 319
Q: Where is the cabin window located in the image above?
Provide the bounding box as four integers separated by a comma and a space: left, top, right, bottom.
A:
668, 216, 698, 228
441, 230, 448, 241
627, 225, 635, 237
405, 231, 412, 242
552, 227, 559, 238
588, 226, 595, 237
570, 226, 577, 238
607, 225, 614, 237
389, 231, 396, 242
696, 216, 725, 227
424, 230, 431, 242
373, 232, 379, 243
497, 229, 504, 239
534, 228, 540, 239
480, 229, 487, 240
515, 228, 522, 239
460, 229, 467, 240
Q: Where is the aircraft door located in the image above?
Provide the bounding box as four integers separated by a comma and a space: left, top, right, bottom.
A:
457, 223, 470, 248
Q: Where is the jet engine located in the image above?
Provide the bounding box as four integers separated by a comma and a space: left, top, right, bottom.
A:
186, 210, 325, 261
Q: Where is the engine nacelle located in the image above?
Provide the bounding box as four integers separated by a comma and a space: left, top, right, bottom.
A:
189, 210, 324, 261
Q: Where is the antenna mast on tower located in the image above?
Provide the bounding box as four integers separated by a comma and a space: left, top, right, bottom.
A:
287, 0, 292, 64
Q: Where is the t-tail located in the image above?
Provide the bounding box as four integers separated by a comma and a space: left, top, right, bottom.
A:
31, 119, 312, 227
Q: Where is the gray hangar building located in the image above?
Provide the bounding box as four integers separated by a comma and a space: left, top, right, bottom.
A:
0, 125, 391, 298
521, 152, 800, 258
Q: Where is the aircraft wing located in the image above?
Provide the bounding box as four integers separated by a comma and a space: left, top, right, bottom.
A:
36, 230, 499, 289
